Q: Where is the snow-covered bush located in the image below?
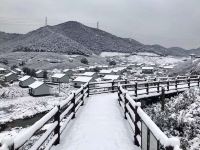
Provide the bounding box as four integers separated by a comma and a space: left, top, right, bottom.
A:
144, 88, 200, 150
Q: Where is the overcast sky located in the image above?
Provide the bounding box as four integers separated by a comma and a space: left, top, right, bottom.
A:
0, 0, 199, 49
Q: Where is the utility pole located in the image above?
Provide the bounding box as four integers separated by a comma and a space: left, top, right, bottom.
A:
45, 17, 48, 26
97, 21, 99, 29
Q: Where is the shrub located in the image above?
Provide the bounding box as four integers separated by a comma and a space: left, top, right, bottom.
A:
93, 67, 101, 73
80, 57, 88, 65
109, 60, 116, 66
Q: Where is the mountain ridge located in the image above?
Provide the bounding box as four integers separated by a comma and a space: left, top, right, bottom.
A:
0, 21, 199, 56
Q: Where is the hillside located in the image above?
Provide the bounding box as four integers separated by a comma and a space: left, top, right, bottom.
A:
0, 21, 199, 56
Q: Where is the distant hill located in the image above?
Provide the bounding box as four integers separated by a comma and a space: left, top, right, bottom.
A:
0, 21, 198, 56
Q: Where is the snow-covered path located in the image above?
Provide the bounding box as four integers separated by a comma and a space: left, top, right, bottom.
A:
52, 93, 139, 150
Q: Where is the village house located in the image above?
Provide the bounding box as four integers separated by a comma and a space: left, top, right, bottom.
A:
88, 66, 96, 72
142, 67, 154, 74
29, 81, 50, 96
19, 75, 36, 87
81, 72, 98, 79
99, 70, 113, 77
4, 72, 18, 82
103, 75, 120, 81
0, 68, 7, 74
77, 68, 86, 73
63, 69, 73, 76
163, 66, 174, 72
36, 70, 45, 78
51, 73, 69, 83
72, 76, 94, 88
13, 68, 22, 75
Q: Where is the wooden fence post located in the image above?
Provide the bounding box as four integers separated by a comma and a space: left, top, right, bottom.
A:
175, 79, 178, 90
146, 83, 149, 95
125, 78, 128, 89
81, 86, 84, 106
54, 105, 61, 145
135, 82, 138, 97
72, 93, 76, 119
161, 87, 165, 111
124, 93, 128, 119
112, 80, 115, 92
165, 146, 174, 150
118, 86, 121, 104
188, 77, 190, 88
134, 106, 140, 147
87, 83, 90, 97
157, 82, 160, 93
167, 80, 170, 91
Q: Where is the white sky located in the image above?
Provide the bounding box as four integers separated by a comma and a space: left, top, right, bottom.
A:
0, 0, 199, 49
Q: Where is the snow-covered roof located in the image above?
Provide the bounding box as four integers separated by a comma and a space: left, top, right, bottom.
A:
19, 75, 31, 81
52, 73, 65, 78
100, 70, 113, 74
142, 67, 154, 70
14, 68, 22, 72
163, 66, 174, 69
0, 68, 6, 71
5, 72, 14, 77
103, 75, 120, 80
29, 81, 44, 89
73, 76, 92, 82
78, 68, 85, 71
36, 70, 43, 74
63, 69, 70, 72
82, 72, 96, 76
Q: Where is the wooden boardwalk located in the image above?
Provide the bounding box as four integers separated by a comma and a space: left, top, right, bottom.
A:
52, 93, 139, 150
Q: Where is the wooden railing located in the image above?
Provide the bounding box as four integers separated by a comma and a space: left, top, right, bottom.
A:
88, 76, 200, 97
0, 83, 89, 150
118, 85, 181, 150
1, 75, 199, 150
88, 78, 146, 95
120, 77, 200, 98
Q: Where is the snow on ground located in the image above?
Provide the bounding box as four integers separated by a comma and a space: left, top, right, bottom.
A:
100, 52, 128, 57
136, 52, 159, 56
127, 55, 185, 66
52, 93, 139, 150
0, 82, 74, 124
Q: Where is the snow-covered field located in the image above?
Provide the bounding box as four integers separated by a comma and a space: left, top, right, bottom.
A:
127, 55, 185, 66
101, 51, 186, 66
100, 52, 128, 57
0, 82, 74, 124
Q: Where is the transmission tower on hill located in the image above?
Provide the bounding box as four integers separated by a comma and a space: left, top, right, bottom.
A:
45, 17, 48, 26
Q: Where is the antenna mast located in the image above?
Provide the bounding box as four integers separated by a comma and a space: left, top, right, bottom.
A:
97, 21, 99, 29
45, 17, 48, 26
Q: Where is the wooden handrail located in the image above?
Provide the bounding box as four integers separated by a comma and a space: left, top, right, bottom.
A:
0, 83, 90, 150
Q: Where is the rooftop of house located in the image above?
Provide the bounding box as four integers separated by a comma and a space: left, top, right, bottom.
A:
29, 81, 44, 89
36, 70, 43, 74
73, 76, 93, 82
19, 75, 31, 81
5, 72, 15, 77
82, 72, 96, 76
52, 73, 65, 78
0, 68, 6, 71
142, 67, 154, 70
103, 75, 120, 80
99, 70, 113, 74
